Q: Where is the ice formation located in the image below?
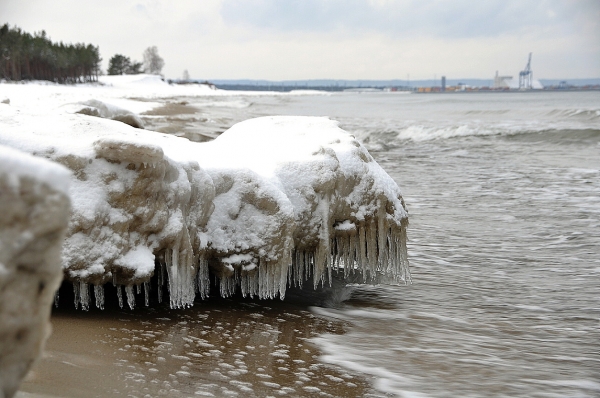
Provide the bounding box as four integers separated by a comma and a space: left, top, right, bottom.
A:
0, 101, 409, 311
0, 145, 71, 398
197, 117, 410, 293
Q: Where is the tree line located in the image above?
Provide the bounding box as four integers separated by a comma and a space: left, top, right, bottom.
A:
0, 24, 101, 83
107, 46, 164, 76
0, 24, 166, 83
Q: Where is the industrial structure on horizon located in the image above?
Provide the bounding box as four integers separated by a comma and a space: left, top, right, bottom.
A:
519, 53, 533, 89
210, 52, 599, 92
492, 53, 541, 90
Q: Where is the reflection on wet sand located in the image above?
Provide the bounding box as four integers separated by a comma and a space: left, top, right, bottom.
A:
19, 295, 379, 397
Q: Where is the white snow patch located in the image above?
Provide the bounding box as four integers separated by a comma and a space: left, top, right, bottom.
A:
0, 145, 71, 195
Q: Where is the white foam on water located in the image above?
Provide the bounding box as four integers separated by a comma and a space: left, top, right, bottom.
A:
312, 335, 422, 397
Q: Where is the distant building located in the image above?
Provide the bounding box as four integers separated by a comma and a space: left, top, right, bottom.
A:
493, 71, 513, 89
441, 76, 446, 92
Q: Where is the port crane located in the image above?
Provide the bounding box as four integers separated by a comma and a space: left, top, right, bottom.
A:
519, 53, 533, 89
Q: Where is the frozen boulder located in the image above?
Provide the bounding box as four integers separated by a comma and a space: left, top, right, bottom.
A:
0, 106, 216, 309
72, 99, 145, 128
199, 116, 410, 290
0, 145, 71, 398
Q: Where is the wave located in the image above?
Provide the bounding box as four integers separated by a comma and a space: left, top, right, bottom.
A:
351, 124, 600, 149
463, 109, 511, 115
547, 108, 600, 121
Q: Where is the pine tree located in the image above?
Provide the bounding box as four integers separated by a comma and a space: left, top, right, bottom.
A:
107, 54, 130, 75
0, 24, 101, 83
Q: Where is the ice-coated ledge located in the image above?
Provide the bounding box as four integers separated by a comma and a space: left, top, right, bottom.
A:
0, 104, 409, 310
0, 145, 71, 398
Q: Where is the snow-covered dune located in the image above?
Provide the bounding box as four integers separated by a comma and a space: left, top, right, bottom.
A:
0, 78, 409, 311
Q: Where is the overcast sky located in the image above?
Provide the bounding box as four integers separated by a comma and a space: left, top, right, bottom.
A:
2, 0, 599, 80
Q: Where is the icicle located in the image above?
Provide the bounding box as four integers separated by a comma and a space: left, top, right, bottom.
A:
136, 284, 141, 295
143, 281, 150, 307
73, 282, 80, 310
313, 197, 331, 289
125, 285, 135, 310
165, 249, 196, 308
158, 261, 164, 303
249, 255, 290, 300
401, 221, 411, 283
219, 273, 237, 298
54, 290, 60, 308
163, 223, 197, 308
116, 284, 124, 309
196, 255, 210, 300
94, 285, 105, 310
367, 220, 378, 279
240, 270, 258, 298
279, 251, 291, 300
377, 204, 388, 271
78, 281, 90, 311
358, 224, 368, 281
292, 250, 305, 288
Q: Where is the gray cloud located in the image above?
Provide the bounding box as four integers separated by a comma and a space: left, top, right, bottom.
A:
1, 0, 597, 79
220, 0, 598, 39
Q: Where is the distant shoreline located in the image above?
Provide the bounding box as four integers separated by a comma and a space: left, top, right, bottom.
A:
212, 84, 600, 93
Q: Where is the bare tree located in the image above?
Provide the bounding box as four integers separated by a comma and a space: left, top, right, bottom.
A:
142, 46, 164, 75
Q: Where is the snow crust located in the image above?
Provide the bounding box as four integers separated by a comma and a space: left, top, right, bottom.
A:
0, 146, 70, 398
0, 77, 409, 310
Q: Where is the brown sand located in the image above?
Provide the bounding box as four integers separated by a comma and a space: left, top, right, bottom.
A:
17, 296, 378, 397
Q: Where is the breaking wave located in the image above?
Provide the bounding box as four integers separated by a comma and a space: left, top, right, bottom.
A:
351, 124, 600, 150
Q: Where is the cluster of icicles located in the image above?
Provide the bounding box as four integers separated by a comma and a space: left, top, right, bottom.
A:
61, 221, 410, 311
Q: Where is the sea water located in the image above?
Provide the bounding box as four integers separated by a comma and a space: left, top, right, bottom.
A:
19, 91, 599, 397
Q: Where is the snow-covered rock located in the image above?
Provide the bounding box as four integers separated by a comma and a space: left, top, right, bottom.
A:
0, 145, 71, 398
0, 104, 216, 309
198, 117, 410, 291
69, 99, 145, 128
0, 100, 409, 311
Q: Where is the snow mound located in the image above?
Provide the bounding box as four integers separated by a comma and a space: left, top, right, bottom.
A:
69, 99, 145, 128
0, 105, 409, 310
0, 145, 70, 398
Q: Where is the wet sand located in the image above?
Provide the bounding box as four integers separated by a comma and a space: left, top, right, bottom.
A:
138, 100, 217, 142
17, 289, 381, 398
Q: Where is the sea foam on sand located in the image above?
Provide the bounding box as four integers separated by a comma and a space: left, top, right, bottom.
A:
0, 76, 409, 311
